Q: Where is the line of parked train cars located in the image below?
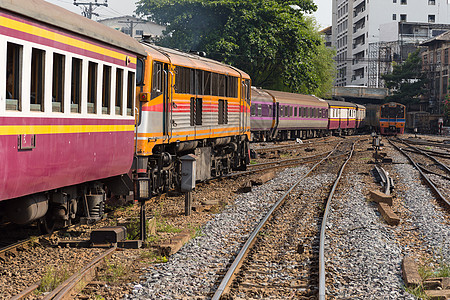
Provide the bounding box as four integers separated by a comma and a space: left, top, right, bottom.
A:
0, 0, 369, 232
250, 87, 366, 141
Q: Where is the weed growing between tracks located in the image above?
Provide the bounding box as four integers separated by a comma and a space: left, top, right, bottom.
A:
38, 265, 74, 293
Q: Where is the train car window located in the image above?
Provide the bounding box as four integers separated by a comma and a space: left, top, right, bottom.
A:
257, 104, 262, 116
6, 42, 22, 111
151, 62, 163, 99
87, 62, 97, 114
204, 71, 211, 95
71, 58, 82, 113
250, 104, 256, 116
269, 105, 273, 117
262, 104, 269, 116
102, 65, 111, 114
218, 74, 226, 97
127, 71, 135, 116
116, 68, 123, 115
218, 99, 228, 124
52, 53, 65, 112
30, 48, 45, 112
212, 73, 219, 96
294, 107, 297, 117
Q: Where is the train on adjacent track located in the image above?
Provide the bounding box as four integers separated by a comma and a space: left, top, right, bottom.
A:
250, 88, 366, 141
365, 102, 406, 135
0, 0, 368, 232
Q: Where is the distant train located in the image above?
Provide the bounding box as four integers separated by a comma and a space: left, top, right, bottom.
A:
250, 87, 366, 141
366, 102, 406, 135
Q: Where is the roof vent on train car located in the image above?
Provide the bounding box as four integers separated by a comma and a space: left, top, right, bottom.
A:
189, 50, 206, 57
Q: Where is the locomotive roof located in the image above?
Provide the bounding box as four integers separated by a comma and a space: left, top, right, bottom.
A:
0, 0, 146, 56
142, 44, 250, 79
326, 100, 357, 108
262, 89, 328, 107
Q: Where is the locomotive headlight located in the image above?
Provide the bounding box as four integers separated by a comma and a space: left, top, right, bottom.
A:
139, 92, 150, 102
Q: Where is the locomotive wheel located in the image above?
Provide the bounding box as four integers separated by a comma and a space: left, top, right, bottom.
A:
38, 213, 55, 234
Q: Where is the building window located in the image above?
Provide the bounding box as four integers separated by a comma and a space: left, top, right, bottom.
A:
136, 30, 143, 36
393, 14, 396, 20
31, 48, 45, 112
444, 49, 448, 65
6, 42, 22, 111
428, 0, 435, 4
400, 14, 407, 22
87, 62, 97, 114
393, 0, 397, 2
52, 53, 65, 112
428, 15, 435, 23
401, 0, 407, 4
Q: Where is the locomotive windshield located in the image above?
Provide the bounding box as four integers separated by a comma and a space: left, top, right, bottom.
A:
381, 105, 405, 119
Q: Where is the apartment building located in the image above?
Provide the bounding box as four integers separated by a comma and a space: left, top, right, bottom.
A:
332, 0, 450, 87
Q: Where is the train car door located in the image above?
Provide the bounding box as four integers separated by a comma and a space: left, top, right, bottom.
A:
151, 61, 171, 138
240, 79, 250, 134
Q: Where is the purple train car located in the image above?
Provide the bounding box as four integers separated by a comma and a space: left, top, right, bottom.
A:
326, 100, 358, 135
250, 87, 329, 141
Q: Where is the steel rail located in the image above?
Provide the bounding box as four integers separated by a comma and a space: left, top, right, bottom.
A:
398, 138, 450, 149
43, 247, 117, 300
318, 140, 357, 300
252, 136, 335, 152
248, 150, 332, 168
389, 139, 450, 207
0, 238, 32, 261
395, 139, 450, 175
212, 140, 356, 300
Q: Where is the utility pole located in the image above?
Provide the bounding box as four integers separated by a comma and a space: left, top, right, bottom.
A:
118, 18, 146, 37
73, 0, 108, 19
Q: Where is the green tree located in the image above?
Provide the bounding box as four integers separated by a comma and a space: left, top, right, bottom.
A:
382, 49, 427, 105
136, 0, 335, 96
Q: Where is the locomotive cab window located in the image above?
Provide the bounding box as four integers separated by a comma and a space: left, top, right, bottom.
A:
102, 65, 111, 114
31, 48, 45, 112
116, 68, 123, 115
52, 53, 65, 112
152, 61, 163, 99
87, 62, 97, 114
71, 58, 82, 113
6, 42, 22, 111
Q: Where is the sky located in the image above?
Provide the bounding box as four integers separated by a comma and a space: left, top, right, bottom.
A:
45, 0, 332, 29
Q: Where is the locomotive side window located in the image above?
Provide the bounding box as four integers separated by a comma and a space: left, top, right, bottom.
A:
218, 99, 228, 124
6, 42, 22, 111
87, 62, 97, 114
212, 73, 219, 96
151, 61, 163, 99
52, 53, 65, 112
71, 58, 82, 113
228, 77, 238, 98
203, 71, 211, 95
195, 70, 204, 95
102, 65, 111, 114
116, 68, 123, 115
218, 74, 226, 97
190, 97, 203, 125
127, 71, 135, 116
31, 48, 45, 112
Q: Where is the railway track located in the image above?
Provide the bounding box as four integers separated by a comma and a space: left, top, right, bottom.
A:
389, 138, 450, 208
213, 138, 359, 299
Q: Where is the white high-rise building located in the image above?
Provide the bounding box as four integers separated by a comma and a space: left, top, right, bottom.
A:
332, 0, 450, 87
